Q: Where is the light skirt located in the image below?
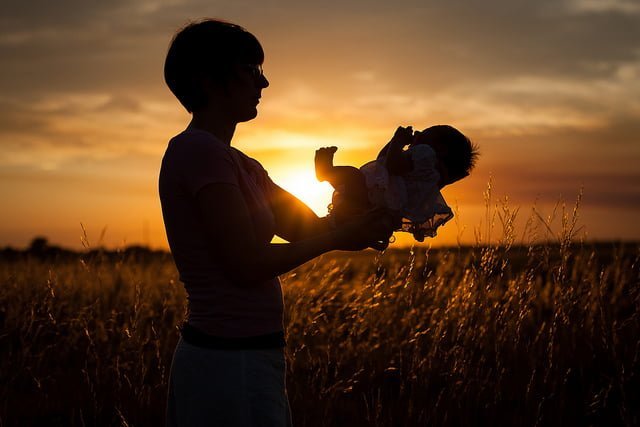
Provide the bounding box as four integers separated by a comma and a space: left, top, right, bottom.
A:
166, 337, 293, 427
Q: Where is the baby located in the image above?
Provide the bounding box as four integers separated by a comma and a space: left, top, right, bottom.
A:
315, 125, 478, 241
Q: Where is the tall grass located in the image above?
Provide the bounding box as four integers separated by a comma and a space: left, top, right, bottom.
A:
1, 194, 639, 426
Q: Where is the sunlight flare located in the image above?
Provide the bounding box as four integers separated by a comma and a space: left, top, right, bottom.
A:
273, 168, 334, 216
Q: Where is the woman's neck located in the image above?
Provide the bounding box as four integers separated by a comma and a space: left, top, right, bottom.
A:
188, 112, 236, 146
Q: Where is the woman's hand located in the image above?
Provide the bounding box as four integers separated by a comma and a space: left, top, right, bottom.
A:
332, 208, 398, 251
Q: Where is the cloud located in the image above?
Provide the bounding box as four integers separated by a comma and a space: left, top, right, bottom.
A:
486, 167, 640, 209
1, 0, 639, 100
0, 91, 184, 170
260, 53, 640, 141
0, 98, 50, 132
566, 0, 640, 14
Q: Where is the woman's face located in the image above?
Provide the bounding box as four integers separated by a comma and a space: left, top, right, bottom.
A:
224, 63, 270, 123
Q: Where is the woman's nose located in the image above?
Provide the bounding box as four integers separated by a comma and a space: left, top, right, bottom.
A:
259, 73, 269, 89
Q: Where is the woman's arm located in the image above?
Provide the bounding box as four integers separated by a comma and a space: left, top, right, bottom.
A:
196, 182, 392, 285
269, 182, 331, 242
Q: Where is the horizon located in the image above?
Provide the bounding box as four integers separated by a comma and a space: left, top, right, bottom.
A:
4, 234, 638, 253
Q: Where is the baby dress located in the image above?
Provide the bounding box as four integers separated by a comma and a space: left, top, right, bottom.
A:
360, 144, 453, 240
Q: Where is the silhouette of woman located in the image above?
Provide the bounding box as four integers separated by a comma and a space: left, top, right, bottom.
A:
159, 19, 395, 426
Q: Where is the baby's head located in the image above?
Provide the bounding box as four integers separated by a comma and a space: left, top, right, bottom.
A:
413, 125, 479, 187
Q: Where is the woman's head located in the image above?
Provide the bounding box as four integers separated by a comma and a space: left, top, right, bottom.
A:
413, 125, 479, 186
164, 19, 267, 115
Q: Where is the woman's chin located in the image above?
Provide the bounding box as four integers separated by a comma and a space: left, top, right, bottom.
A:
236, 107, 259, 123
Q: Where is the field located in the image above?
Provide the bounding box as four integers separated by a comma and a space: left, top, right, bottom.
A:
1, 211, 639, 426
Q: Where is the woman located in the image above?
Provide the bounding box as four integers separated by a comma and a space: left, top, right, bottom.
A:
159, 19, 395, 427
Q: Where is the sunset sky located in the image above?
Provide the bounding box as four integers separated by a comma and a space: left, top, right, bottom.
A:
1, 0, 639, 249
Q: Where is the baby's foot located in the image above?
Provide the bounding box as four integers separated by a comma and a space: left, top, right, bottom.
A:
315, 146, 338, 182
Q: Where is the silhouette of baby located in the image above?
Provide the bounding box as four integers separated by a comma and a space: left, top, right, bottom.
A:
315, 125, 478, 242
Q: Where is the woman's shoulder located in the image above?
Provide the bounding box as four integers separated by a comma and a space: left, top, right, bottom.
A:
230, 147, 269, 176
165, 129, 234, 162
169, 128, 228, 150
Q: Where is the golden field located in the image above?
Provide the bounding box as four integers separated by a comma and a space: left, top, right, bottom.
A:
1, 202, 639, 426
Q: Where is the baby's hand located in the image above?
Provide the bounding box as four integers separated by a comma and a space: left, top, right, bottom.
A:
390, 126, 414, 147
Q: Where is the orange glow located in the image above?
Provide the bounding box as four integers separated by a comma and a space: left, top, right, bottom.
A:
0, 5, 638, 249
274, 168, 334, 217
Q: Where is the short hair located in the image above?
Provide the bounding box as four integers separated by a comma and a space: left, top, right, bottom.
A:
414, 125, 479, 182
164, 19, 264, 113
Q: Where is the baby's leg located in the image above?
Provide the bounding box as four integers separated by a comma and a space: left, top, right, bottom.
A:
328, 166, 370, 211
314, 146, 338, 182
315, 146, 366, 197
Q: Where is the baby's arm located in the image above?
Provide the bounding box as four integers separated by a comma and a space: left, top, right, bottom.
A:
385, 126, 414, 175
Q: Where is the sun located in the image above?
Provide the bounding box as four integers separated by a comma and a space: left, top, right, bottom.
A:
274, 168, 334, 216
